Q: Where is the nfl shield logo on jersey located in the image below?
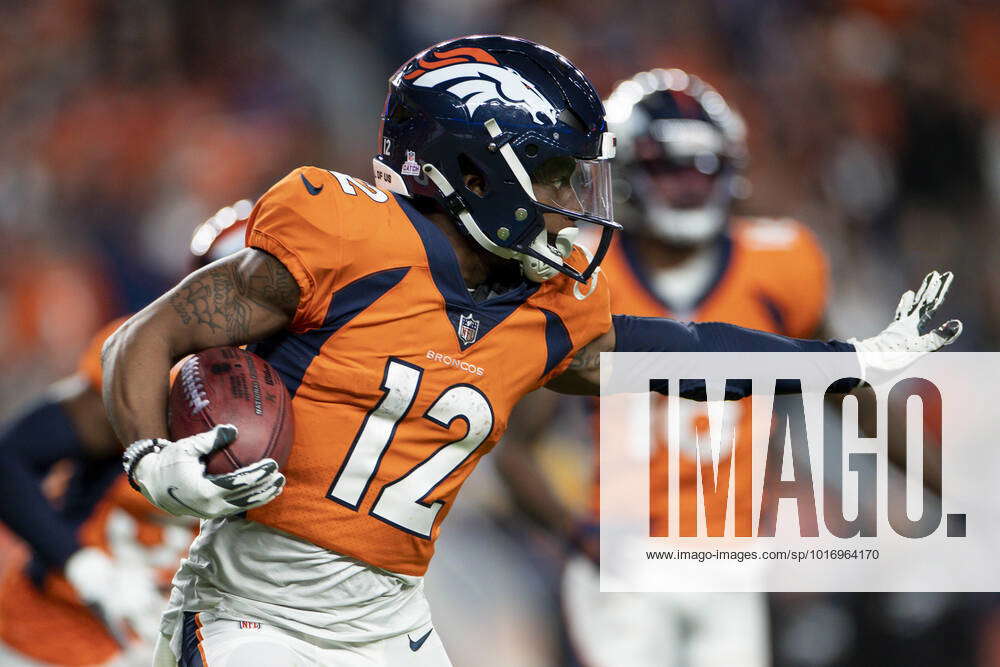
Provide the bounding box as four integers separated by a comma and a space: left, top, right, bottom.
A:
458, 313, 480, 346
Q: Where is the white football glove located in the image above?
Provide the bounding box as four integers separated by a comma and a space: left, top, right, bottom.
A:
122, 424, 285, 520
64, 546, 163, 646
849, 270, 962, 379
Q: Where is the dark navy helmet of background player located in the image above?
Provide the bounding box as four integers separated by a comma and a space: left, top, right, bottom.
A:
605, 69, 748, 246
374, 34, 619, 284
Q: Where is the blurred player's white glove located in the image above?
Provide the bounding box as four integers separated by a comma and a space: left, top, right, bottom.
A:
848, 270, 962, 379
64, 546, 163, 646
122, 424, 285, 520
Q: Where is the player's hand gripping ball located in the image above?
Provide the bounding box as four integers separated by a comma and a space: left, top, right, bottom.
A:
169, 347, 294, 474
122, 348, 293, 520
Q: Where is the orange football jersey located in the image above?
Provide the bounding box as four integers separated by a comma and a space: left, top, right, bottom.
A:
595, 217, 828, 536
245, 166, 611, 575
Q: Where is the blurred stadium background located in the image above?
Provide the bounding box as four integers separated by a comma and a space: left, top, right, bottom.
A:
1, 1, 998, 665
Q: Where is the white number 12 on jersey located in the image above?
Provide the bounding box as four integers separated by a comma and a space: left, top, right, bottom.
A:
326, 357, 494, 538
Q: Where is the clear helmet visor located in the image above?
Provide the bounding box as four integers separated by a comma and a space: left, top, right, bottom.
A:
481, 118, 619, 283
531, 157, 615, 227
520, 156, 618, 283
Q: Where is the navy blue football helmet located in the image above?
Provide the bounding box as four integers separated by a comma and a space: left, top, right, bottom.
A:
604, 69, 747, 245
374, 35, 619, 283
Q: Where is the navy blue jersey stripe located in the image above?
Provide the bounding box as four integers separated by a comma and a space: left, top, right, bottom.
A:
538, 307, 572, 379
249, 267, 410, 397
395, 194, 539, 349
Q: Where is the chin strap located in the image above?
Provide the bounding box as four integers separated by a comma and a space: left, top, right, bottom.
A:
520, 227, 578, 281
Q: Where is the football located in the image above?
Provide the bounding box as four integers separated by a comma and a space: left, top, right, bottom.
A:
168, 346, 293, 475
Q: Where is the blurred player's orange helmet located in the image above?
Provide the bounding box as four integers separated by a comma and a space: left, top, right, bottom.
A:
188, 199, 253, 271
605, 70, 747, 246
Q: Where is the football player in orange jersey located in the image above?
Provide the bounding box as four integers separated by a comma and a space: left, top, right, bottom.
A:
102, 36, 960, 667
496, 69, 830, 666
0, 205, 250, 666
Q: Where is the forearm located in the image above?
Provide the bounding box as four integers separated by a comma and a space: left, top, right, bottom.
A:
102, 311, 176, 444
550, 317, 858, 396
556, 269, 958, 396
612, 316, 858, 400
612, 315, 856, 354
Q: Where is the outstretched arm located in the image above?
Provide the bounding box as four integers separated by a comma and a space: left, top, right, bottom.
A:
548, 271, 961, 396
545, 318, 856, 396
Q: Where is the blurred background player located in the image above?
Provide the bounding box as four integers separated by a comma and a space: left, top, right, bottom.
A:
0, 3, 997, 665
497, 69, 829, 667
0, 203, 251, 666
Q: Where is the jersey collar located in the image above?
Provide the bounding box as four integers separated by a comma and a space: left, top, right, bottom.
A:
395, 195, 540, 350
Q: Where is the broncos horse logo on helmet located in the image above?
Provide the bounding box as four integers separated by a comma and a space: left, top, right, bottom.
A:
374, 35, 619, 284
404, 47, 559, 127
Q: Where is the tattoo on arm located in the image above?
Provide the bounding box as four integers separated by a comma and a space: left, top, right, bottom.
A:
568, 329, 614, 373
168, 264, 248, 342
245, 258, 299, 311
167, 252, 298, 345
568, 348, 601, 372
